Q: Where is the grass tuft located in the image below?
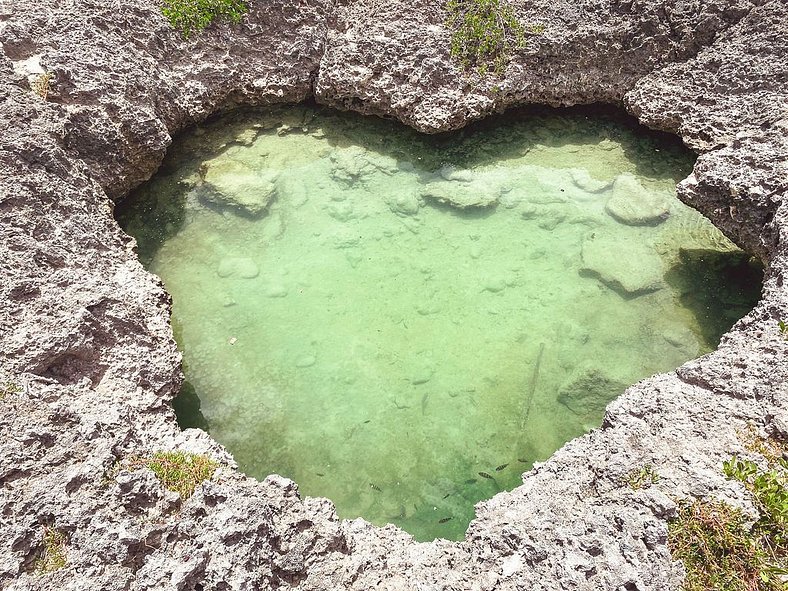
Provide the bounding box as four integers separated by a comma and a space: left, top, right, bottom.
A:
34, 527, 67, 573
669, 430, 788, 590
0, 381, 22, 400
669, 500, 782, 591
737, 424, 785, 465
31, 72, 53, 100
625, 464, 660, 490
129, 451, 218, 499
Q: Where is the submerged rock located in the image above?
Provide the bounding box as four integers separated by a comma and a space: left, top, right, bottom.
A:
330, 145, 398, 186
580, 235, 665, 297
604, 174, 671, 226
558, 369, 628, 419
198, 157, 279, 218
276, 175, 309, 208
421, 178, 502, 209
384, 188, 422, 216
569, 169, 614, 194
420, 166, 512, 209
217, 257, 260, 279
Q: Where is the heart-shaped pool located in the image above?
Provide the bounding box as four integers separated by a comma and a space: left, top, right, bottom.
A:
117, 105, 761, 541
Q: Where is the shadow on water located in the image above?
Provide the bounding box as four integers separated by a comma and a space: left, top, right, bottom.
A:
176, 101, 694, 180
114, 102, 695, 264
173, 380, 211, 432
313, 102, 694, 180
664, 249, 763, 348
114, 176, 190, 264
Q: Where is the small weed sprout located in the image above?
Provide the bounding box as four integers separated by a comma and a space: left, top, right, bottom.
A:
0, 381, 22, 400
779, 320, 787, 338
30, 72, 52, 100
161, 0, 248, 38
34, 527, 67, 573
128, 451, 218, 499
446, 0, 539, 75
625, 464, 660, 490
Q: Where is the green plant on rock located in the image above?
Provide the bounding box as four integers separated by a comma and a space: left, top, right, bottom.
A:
779, 320, 787, 339
625, 464, 660, 490
30, 72, 52, 100
669, 500, 783, 591
724, 456, 788, 560
737, 423, 786, 465
34, 527, 67, 573
668, 437, 788, 591
161, 0, 248, 38
445, 0, 535, 75
129, 451, 218, 499
0, 381, 22, 400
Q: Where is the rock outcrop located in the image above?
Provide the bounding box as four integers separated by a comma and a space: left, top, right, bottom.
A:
0, 0, 786, 590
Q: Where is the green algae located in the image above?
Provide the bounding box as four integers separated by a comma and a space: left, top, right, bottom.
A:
117, 105, 762, 541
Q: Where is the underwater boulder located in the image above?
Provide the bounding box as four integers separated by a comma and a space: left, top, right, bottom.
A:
216, 257, 260, 279
557, 369, 627, 420
421, 179, 501, 209
604, 173, 670, 226
198, 156, 279, 218
569, 169, 614, 193
580, 235, 665, 297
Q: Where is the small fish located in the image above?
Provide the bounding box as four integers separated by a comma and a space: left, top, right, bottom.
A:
495, 463, 509, 472
316, 472, 325, 477
517, 458, 529, 463
442, 493, 451, 499
421, 392, 430, 415
438, 517, 453, 524
370, 483, 382, 492
478, 472, 494, 480
464, 478, 478, 485
364, 420, 371, 424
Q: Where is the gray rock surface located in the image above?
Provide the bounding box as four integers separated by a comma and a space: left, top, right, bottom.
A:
0, 0, 786, 590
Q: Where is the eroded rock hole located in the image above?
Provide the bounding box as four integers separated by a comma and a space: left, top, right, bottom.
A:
116, 105, 762, 541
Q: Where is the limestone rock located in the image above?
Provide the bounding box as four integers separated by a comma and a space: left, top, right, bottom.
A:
605, 174, 671, 226
580, 235, 665, 297
330, 146, 372, 186
198, 157, 279, 218
384, 188, 422, 216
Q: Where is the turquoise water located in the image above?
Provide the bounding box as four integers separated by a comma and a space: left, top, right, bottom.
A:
117, 105, 761, 541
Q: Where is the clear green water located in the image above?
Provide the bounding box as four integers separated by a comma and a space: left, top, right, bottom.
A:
117, 105, 761, 541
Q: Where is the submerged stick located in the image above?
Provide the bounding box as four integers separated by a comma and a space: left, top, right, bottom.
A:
520, 342, 545, 430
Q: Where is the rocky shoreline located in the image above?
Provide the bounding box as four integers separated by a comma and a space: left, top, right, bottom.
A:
0, 0, 786, 589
